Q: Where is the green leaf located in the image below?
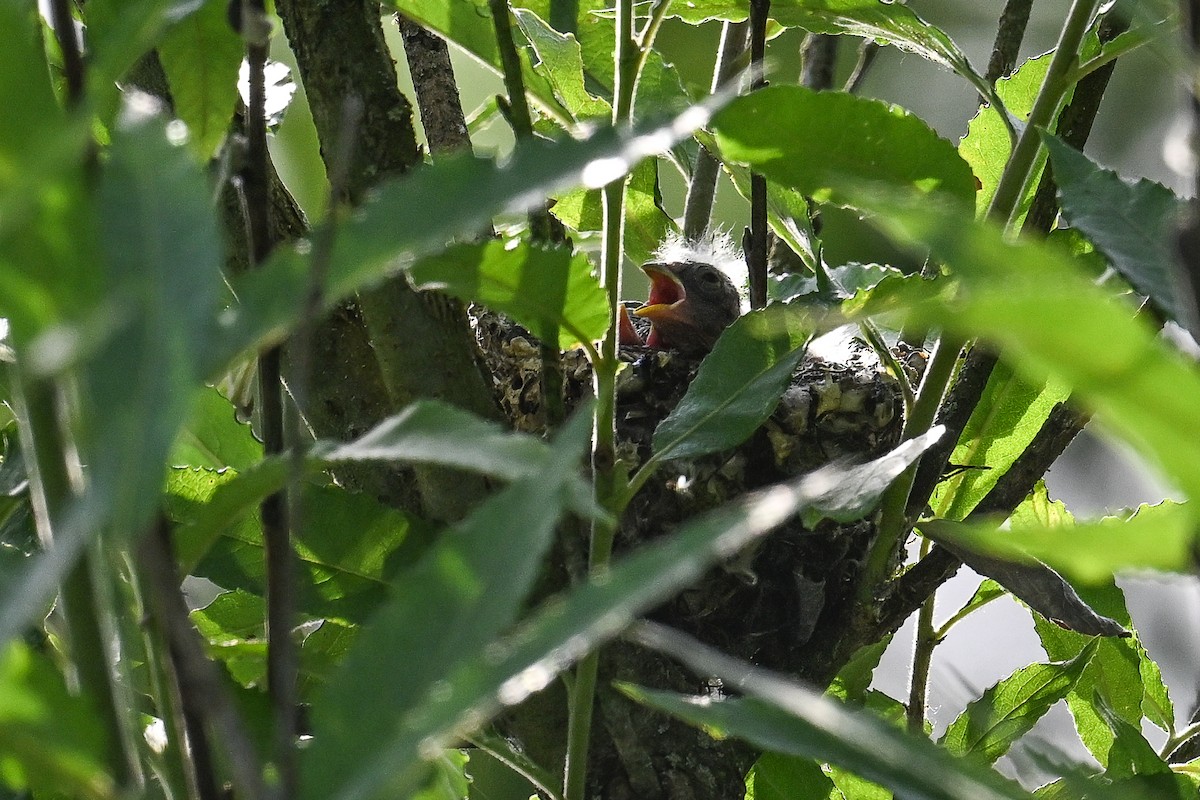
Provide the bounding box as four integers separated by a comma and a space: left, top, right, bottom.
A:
940, 639, 1098, 764
652, 304, 814, 461
300, 407, 593, 800
932, 363, 1070, 521
1044, 133, 1188, 326
925, 501, 1198, 583
1097, 694, 1171, 780
854, 190, 1200, 507
168, 467, 428, 624
511, 8, 610, 122
1034, 583, 1150, 767
941, 579, 1007, 633
667, 0, 996, 110
311, 400, 558, 481
713, 86, 977, 210
0, 642, 112, 800
550, 158, 672, 266
745, 753, 835, 800
299, 434, 942, 800
157, 0, 243, 158
621, 687, 1030, 800
959, 52, 1051, 221
171, 387, 262, 470
1009, 481, 1073, 529
828, 636, 892, 705
212, 98, 722, 374
827, 764, 891, 800
409, 240, 607, 350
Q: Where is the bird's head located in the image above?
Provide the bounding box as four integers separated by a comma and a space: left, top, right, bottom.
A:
633, 259, 741, 354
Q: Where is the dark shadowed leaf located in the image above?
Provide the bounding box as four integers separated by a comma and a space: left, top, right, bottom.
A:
921, 522, 1126, 637
652, 304, 814, 460
713, 87, 977, 210
298, 434, 942, 800
299, 408, 593, 800
939, 640, 1097, 763
1044, 134, 1188, 325
409, 240, 607, 349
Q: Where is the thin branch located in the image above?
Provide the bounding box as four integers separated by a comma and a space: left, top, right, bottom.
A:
800, 33, 837, 91
906, 540, 937, 733
843, 41, 880, 94
47, 0, 85, 104
985, 0, 1036, 85
241, 0, 298, 789
746, 0, 770, 310
138, 519, 268, 800
682, 21, 748, 238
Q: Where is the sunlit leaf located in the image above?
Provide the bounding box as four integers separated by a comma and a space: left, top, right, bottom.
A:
713, 87, 977, 210
409, 240, 607, 350
550, 159, 673, 266
745, 752, 835, 800
0, 642, 113, 800
511, 8, 609, 121
171, 387, 262, 470
940, 639, 1097, 763
157, 0, 242, 158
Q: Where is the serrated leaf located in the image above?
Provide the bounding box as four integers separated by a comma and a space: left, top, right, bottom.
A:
1096, 694, 1171, 780
940, 639, 1098, 764
828, 635, 892, 705
157, 0, 242, 158
923, 501, 1198, 584
619, 686, 1030, 800
300, 408, 593, 800
1009, 481, 1073, 529
511, 8, 610, 122
931, 362, 1070, 522
172, 387, 262, 470
667, 0, 996, 110
713, 86, 977, 210
652, 304, 814, 460
550, 158, 672, 266
409, 240, 607, 350
959, 52, 1051, 222
1044, 134, 1188, 326
297, 434, 944, 800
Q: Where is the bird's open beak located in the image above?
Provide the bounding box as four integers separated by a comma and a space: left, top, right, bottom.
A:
633, 263, 686, 322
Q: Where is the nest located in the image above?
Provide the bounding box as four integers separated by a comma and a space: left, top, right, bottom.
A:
472, 307, 915, 672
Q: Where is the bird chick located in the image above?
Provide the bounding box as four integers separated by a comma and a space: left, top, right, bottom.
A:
619, 234, 744, 356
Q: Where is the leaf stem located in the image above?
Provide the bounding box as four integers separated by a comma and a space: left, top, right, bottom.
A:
565, 0, 636, 794
746, 0, 770, 310
906, 539, 938, 733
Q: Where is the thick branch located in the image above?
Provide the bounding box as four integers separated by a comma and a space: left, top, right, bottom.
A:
397, 15, 472, 155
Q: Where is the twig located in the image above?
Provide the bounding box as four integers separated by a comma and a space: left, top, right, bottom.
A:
746, 0, 770, 310
138, 518, 268, 800
682, 21, 748, 238
47, 0, 85, 104
240, 1, 298, 790
906, 540, 937, 733
800, 33, 837, 91
843, 41, 880, 94
985, 0, 1036, 85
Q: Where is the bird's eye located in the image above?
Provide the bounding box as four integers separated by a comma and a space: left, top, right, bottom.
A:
699, 269, 721, 285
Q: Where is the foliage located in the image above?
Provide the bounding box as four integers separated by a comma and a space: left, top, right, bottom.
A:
0, 0, 1196, 799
